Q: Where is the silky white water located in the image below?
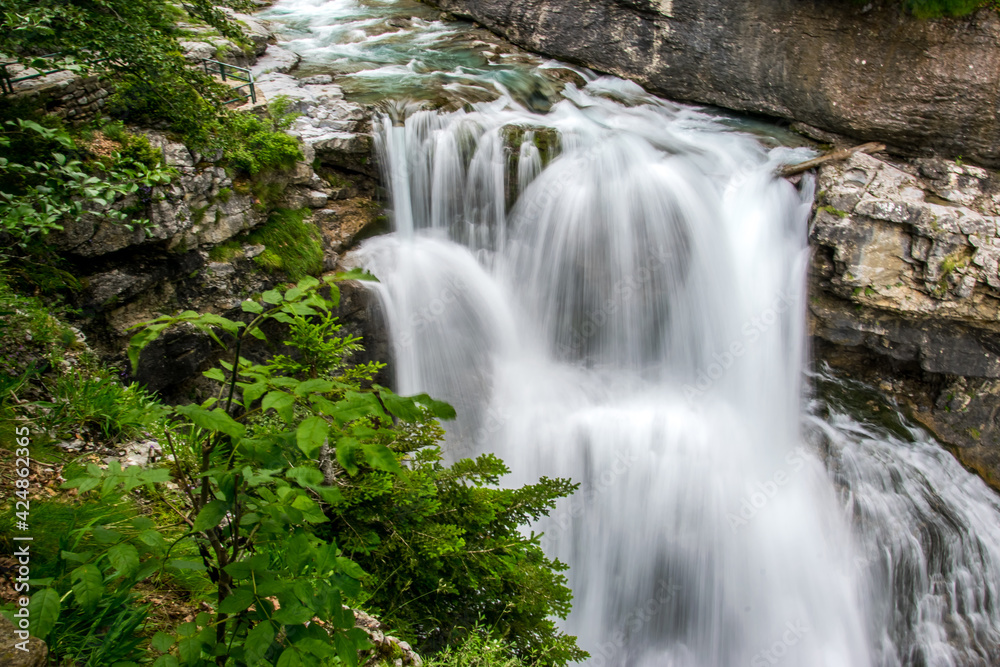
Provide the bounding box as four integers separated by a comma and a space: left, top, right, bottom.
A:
262, 0, 1000, 663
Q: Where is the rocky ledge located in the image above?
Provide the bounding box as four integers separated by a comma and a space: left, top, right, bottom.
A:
809, 150, 1000, 487
426, 0, 1000, 166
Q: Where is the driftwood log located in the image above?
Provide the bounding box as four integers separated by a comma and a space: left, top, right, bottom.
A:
779, 142, 885, 177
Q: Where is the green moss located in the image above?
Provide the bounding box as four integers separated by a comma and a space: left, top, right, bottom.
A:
208, 239, 241, 262
969, 427, 982, 439
217, 186, 232, 203
246, 208, 323, 280
817, 205, 849, 219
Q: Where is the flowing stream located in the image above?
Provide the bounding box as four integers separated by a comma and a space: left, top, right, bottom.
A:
262, 1, 1000, 664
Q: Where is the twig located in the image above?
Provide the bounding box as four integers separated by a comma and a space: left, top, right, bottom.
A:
779, 142, 885, 177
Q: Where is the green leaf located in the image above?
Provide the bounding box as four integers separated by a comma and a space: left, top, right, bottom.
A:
203, 368, 226, 382
262, 390, 296, 423
276, 647, 304, 667
412, 393, 457, 420
296, 416, 328, 457
334, 632, 359, 667
192, 500, 229, 532
241, 300, 264, 314
378, 389, 423, 421
245, 621, 275, 664
287, 467, 324, 487
107, 543, 140, 577
174, 404, 246, 439
152, 631, 175, 653
219, 588, 255, 614
28, 588, 60, 638
336, 557, 366, 580
273, 601, 314, 625
363, 443, 402, 474
262, 289, 282, 304
178, 636, 202, 663
70, 563, 103, 611
294, 379, 335, 397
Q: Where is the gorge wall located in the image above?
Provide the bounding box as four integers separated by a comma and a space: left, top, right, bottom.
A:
428, 0, 1000, 166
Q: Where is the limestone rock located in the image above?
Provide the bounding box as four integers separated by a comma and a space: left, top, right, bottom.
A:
252, 45, 301, 76
427, 0, 1000, 165
0, 614, 47, 667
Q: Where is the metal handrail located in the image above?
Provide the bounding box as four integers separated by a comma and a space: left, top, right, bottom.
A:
202, 59, 256, 105
0, 53, 68, 95
0, 53, 257, 106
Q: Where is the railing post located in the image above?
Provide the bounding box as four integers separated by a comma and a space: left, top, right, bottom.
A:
220, 63, 227, 82
250, 81, 256, 105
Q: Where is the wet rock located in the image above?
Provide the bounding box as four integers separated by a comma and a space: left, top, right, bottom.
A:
809, 150, 1000, 487
251, 45, 301, 76
428, 0, 1000, 165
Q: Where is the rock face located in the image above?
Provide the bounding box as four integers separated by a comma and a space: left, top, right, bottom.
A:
808, 151, 1000, 487
0, 614, 47, 667
428, 0, 1000, 165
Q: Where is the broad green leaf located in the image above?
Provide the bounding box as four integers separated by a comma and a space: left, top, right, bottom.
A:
336, 557, 366, 580
412, 393, 457, 420
335, 437, 361, 476
273, 601, 314, 625
377, 389, 422, 421
153, 656, 179, 667
152, 631, 175, 653
294, 379, 335, 397
334, 632, 359, 667
178, 636, 202, 663
261, 289, 282, 304
262, 390, 295, 423
203, 368, 226, 382
70, 563, 103, 611
276, 647, 304, 667
219, 588, 255, 614
174, 404, 246, 439
28, 588, 60, 638
192, 500, 229, 532
363, 443, 402, 475
245, 621, 275, 664
241, 300, 263, 314
107, 543, 140, 577
296, 416, 328, 457
333, 391, 387, 425
286, 467, 324, 487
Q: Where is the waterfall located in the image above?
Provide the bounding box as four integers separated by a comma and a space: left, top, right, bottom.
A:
259, 0, 1000, 662
353, 82, 1000, 665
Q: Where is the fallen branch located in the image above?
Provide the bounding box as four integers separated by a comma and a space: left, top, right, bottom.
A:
779, 142, 885, 177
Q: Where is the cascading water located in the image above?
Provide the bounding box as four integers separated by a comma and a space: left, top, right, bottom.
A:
262, 0, 1000, 663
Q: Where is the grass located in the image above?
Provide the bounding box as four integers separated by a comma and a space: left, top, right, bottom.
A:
246, 208, 324, 281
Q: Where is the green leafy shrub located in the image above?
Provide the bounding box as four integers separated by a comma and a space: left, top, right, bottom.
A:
212, 111, 302, 177
247, 208, 324, 280
421, 627, 532, 667
323, 438, 585, 665
0, 119, 173, 248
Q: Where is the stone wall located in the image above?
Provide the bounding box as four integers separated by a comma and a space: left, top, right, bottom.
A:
427, 0, 1000, 166
6, 73, 112, 122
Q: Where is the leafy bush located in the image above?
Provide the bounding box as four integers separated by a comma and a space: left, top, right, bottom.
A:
323, 439, 584, 665
0, 119, 173, 248
211, 111, 302, 177
421, 628, 532, 667
246, 208, 324, 280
